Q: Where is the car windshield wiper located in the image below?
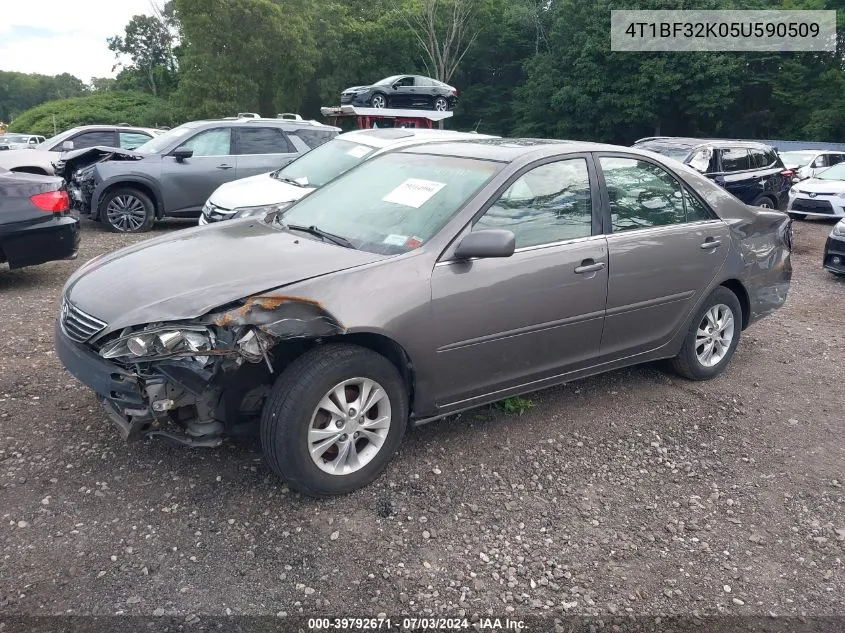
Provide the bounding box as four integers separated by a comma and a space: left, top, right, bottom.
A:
285, 223, 355, 249
273, 172, 307, 187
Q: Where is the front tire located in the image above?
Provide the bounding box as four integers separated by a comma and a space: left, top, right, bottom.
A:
370, 93, 387, 109
101, 188, 155, 233
433, 96, 449, 111
671, 287, 742, 381
260, 344, 408, 497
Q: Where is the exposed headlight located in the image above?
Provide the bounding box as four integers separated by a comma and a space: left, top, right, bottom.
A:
232, 203, 289, 219
788, 187, 797, 197
833, 220, 845, 237
100, 325, 215, 365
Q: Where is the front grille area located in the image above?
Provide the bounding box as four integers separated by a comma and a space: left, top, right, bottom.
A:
201, 201, 233, 224
791, 198, 834, 214
61, 297, 106, 343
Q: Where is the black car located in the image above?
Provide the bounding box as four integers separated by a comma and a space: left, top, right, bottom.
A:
823, 218, 845, 275
340, 75, 458, 111
633, 137, 792, 210
0, 168, 79, 269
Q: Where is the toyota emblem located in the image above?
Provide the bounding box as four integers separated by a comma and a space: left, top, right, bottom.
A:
60, 299, 69, 323
809, 192, 818, 198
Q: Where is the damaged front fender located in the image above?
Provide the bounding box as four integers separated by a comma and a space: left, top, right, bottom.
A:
210, 295, 346, 340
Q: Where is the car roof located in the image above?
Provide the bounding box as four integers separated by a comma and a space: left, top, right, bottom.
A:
634, 137, 776, 152
335, 128, 495, 149
186, 118, 339, 131
398, 137, 624, 162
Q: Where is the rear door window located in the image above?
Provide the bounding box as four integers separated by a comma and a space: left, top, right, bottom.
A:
236, 127, 294, 154
720, 148, 751, 172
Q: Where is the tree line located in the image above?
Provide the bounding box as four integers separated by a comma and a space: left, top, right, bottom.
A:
6, 0, 845, 143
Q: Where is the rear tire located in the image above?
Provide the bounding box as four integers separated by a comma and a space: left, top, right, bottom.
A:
671, 287, 742, 381
751, 195, 776, 209
260, 344, 408, 497
101, 188, 155, 233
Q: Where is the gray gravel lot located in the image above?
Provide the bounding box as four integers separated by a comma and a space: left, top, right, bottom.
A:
0, 217, 843, 621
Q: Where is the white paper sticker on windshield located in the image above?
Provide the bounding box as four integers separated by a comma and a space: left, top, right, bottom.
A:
383, 234, 408, 246
294, 176, 309, 186
382, 178, 446, 208
346, 145, 371, 158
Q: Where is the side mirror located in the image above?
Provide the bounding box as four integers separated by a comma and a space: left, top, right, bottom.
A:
171, 147, 193, 161
392, 83, 401, 90
454, 229, 515, 260
61, 140, 74, 151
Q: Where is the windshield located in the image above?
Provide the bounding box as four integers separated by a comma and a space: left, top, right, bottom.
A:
2, 135, 30, 143
275, 139, 376, 188
278, 152, 501, 255
817, 164, 845, 180
375, 75, 403, 86
134, 124, 197, 154
780, 151, 816, 167
633, 143, 693, 160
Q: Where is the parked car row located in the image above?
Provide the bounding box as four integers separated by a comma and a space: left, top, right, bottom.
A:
0, 133, 46, 150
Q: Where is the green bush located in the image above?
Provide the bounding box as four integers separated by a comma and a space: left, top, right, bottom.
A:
8, 91, 180, 137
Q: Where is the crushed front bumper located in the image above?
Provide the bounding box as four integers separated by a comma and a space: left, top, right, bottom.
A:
54, 321, 223, 446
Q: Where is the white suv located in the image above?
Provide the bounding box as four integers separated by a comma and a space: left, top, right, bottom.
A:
199, 128, 495, 224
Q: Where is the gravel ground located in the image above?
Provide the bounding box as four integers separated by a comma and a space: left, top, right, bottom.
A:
1, 217, 844, 623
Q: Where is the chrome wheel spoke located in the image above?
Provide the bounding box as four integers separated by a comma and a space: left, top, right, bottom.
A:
308, 377, 392, 476
361, 415, 390, 431
695, 303, 735, 368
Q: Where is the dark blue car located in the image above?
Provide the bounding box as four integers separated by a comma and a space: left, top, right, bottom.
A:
633, 137, 793, 210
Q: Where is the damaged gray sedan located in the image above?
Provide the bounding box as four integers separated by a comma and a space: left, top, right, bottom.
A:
55, 139, 793, 496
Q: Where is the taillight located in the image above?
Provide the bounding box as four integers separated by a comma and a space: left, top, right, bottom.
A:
30, 190, 69, 213
781, 169, 794, 178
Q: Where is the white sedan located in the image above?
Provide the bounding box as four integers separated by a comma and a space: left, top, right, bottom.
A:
787, 163, 845, 219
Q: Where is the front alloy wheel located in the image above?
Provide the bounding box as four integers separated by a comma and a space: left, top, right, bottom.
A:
370, 93, 387, 109
102, 188, 155, 232
261, 344, 408, 497
308, 377, 392, 475
433, 97, 449, 111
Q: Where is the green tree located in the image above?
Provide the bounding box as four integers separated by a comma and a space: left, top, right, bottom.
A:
107, 2, 179, 97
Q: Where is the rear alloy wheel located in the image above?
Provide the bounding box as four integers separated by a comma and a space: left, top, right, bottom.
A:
370, 93, 387, 109
260, 344, 408, 497
102, 188, 155, 233
433, 96, 449, 112
671, 287, 742, 380
751, 195, 775, 209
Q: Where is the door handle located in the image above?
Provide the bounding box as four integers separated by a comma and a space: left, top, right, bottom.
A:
216, 164, 234, 170
574, 259, 606, 274
700, 238, 722, 250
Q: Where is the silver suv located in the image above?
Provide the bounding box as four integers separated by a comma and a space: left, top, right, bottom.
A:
66, 116, 340, 232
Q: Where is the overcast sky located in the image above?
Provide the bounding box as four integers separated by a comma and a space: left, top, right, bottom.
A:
0, 0, 157, 81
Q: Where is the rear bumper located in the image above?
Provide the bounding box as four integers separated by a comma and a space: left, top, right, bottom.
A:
0, 215, 79, 269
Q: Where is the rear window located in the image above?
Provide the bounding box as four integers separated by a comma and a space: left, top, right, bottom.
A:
748, 148, 772, 168
292, 128, 338, 149
237, 127, 294, 154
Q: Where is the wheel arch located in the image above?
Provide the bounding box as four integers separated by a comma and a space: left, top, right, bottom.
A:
94, 178, 163, 219
719, 279, 750, 330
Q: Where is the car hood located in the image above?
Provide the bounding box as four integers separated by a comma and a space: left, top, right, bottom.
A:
65, 219, 387, 330
794, 178, 845, 193
343, 85, 370, 92
208, 172, 314, 210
